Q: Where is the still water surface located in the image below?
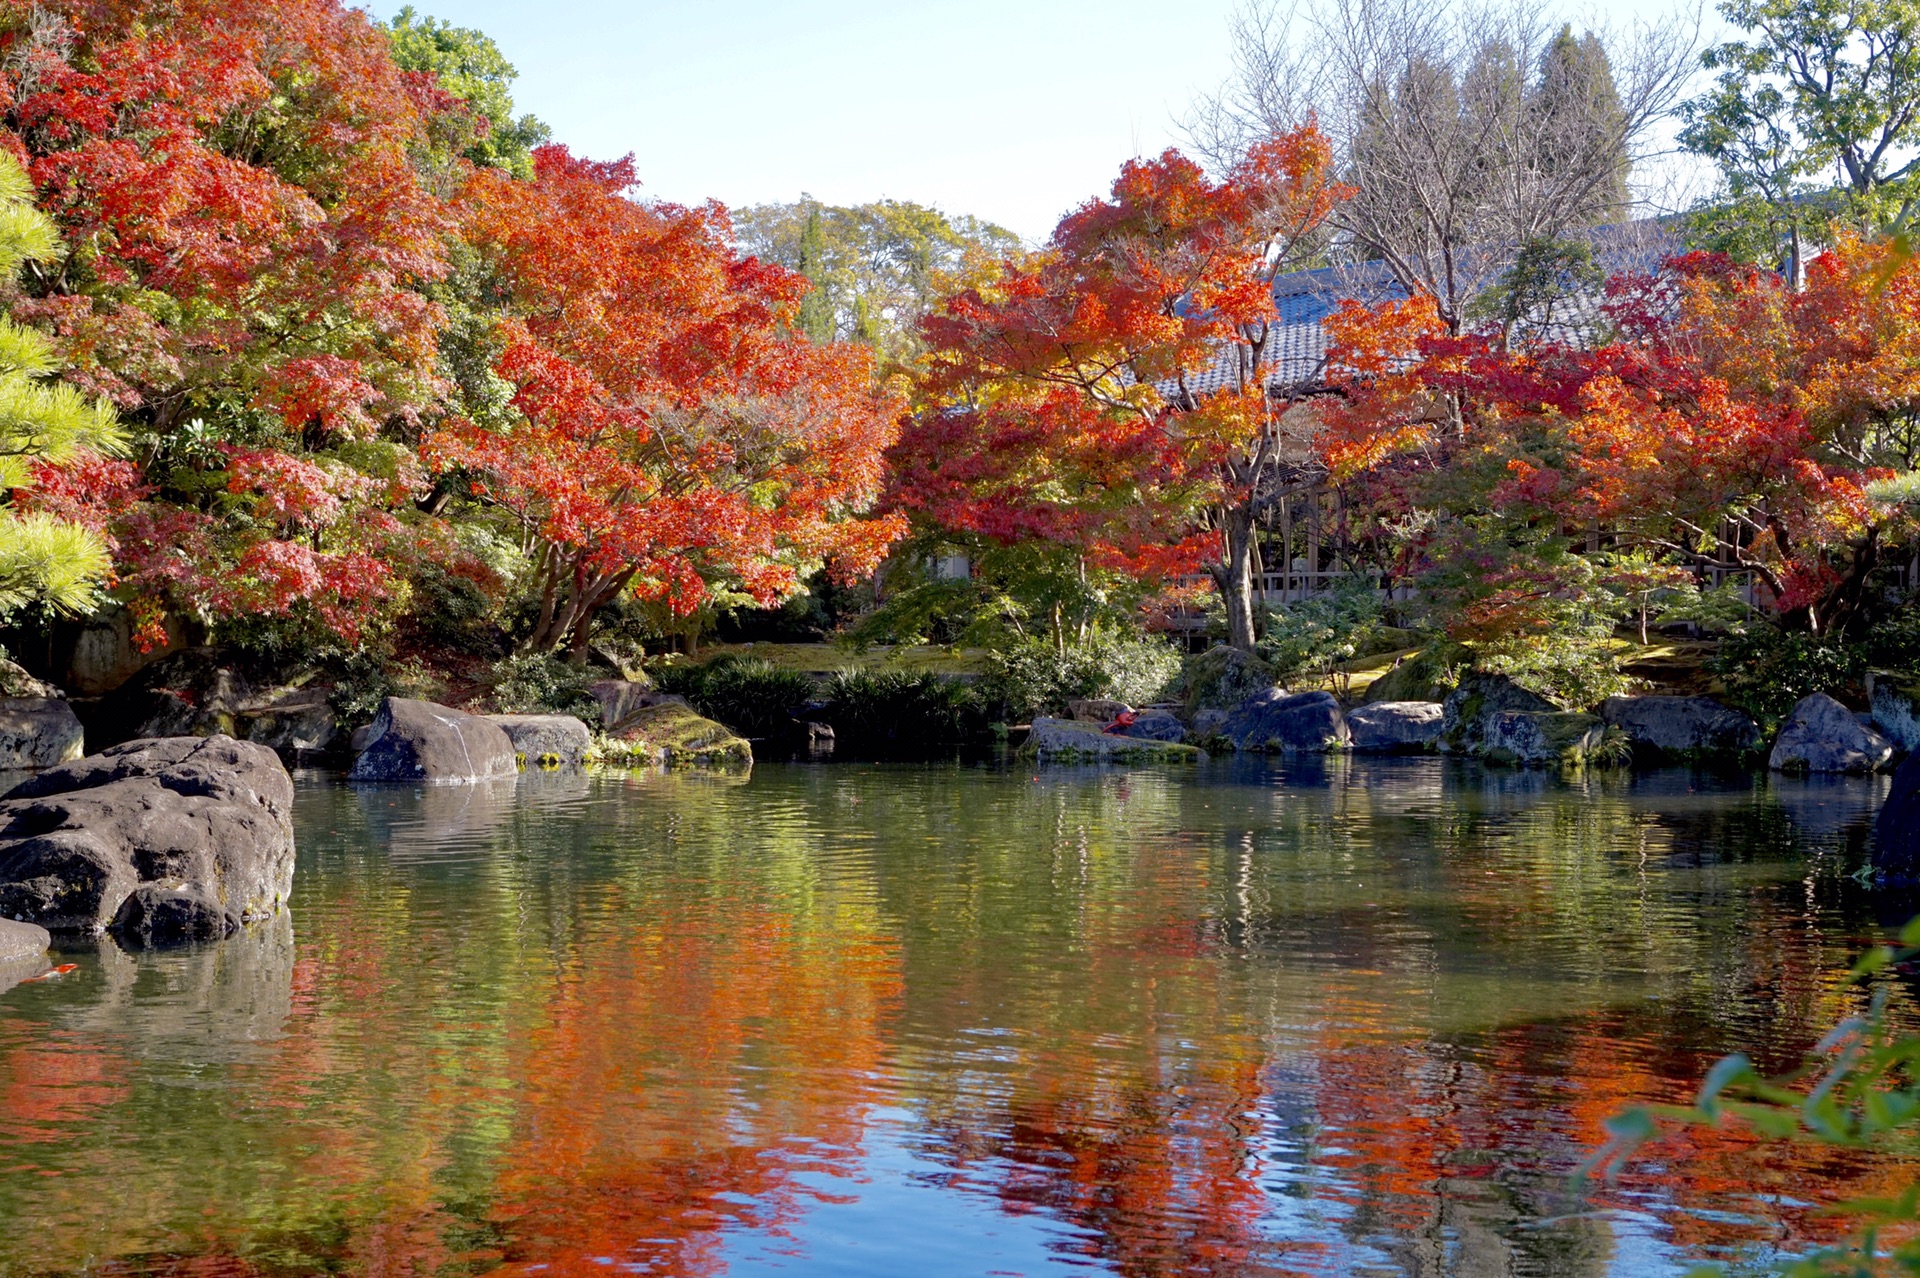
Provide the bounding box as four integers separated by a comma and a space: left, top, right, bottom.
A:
0, 758, 1911, 1277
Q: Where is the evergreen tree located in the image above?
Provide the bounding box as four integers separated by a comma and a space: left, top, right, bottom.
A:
1533, 26, 1630, 223
0, 154, 123, 616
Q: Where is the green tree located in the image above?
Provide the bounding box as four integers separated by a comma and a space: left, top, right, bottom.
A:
733, 197, 1021, 365
1681, 0, 1920, 270
0, 153, 123, 615
385, 5, 551, 179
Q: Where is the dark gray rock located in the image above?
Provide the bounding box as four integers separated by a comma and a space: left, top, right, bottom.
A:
1481, 710, 1605, 766
1025, 717, 1203, 762
1442, 674, 1556, 755
1347, 701, 1444, 753
1877, 750, 1920, 876
0, 916, 48, 964
1601, 695, 1762, 759
1769, 693, 1894, 774
111, 882, 238, 946
349, 697, 517, 784
1122, 709, 1187, 743
1870, 673, 1920, 754
1221, 689, 1348, 753
0, 698, 83, 770
0, 735, 293, 940
241, 687, 339, 759
485, 713, 592, 769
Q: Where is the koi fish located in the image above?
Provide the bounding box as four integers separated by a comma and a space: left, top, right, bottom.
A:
20, 964, 77, 983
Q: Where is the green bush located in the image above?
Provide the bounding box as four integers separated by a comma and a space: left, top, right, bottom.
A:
699, 658, 815, 737
1474, 626, 1630, 709
981, 634, 1182, 721
488, 653, 603, 723
820, 669, 983, 752
1256, 581, 1390, 689
1710, 625, 1863, 728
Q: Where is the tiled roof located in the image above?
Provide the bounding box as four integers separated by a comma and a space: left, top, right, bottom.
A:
1157, 220, 1682, 403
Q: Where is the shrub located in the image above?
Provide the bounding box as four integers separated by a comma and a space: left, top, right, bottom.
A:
820, 669, 984, 753
1256, 581, 1390, 692
646, 655, 817, 738
488, 653, 603, 723
982, 634, 1183, 721
1710, 624, 1863, 728
696, 657, 817, 738
1474, 626, 1630, 709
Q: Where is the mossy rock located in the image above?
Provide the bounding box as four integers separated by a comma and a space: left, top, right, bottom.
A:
1180, 646, 1278, 717
1364, 643, 1463, 705
598, 701, 752, 769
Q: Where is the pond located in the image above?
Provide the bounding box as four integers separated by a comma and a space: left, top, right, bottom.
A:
0, 758, 1910, 1277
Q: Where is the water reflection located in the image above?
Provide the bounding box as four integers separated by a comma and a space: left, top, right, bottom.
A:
0, 760, 1907, 1277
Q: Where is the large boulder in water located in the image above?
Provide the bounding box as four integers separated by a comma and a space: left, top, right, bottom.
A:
602, 700, 752, 768
1870, 673, 1920, 754
1347, 701, 1444, 753
1221, 689, 1348, 753
1876, 751, 1920, 877
1024, 716, 1203, 763
1121, 709, 1187, 743
0, 735, 293, 942
349, 697, 517, 784
485, 713, 592, 769
0, 917, 48, 964
1768, 693, 1894, 774
1601, 695, 1761, 760
1441, 673, 1556, 756
1481, 710, 1605, 767
0, 698, 84, 770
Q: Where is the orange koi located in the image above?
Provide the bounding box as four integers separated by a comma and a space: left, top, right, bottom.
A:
20, 964, 78, 983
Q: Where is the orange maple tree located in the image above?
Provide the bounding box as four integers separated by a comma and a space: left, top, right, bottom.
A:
429, 147, 905, 656
894, 126, 1349, 650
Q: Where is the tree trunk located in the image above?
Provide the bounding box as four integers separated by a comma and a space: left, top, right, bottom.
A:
1217, 506, 1258, 653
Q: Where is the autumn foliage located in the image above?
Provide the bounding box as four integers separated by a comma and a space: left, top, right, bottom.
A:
0, 0, 901, 660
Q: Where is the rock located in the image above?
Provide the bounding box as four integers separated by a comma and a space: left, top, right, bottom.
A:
1870, 672, 1920, 754
486, 713, 592, 769
1480, 710, 1605, 766
1876, 750, 1920, 876
1068, 698, 1132, 724
1441, 673, 1556, 755
1347, 701, 1444, 753
589, 678, 658, 730
1601, 695, 1761, 760
71, 649, 343, 762
241, 686, 339, 759
0, 698, 84, 770
1180, 647, 1279, 718
1025, 717, 1204, 763
0, 655, 61, 701
603, 700, 752, 768
349, 697, 518, 784
1221, 689, 1348, 753
0, 916, 48, 964
1121, 709, 1187, 743
111, 882, 238, 946
0, 735, 293, 940
1363, 646, 1459, 704
794, 720, 835, 757
1769, 692, 1895, 774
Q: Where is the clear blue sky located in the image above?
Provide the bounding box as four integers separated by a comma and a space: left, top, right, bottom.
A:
364, 0, 1710, 243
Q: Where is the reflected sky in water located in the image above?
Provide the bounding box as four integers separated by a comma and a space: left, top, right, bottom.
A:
0, 758, 1908, 1277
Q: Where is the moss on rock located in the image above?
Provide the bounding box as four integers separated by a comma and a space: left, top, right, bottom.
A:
595, 701, 752, 769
